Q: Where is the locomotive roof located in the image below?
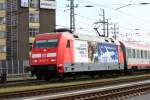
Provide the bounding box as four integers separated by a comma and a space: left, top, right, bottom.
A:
35, 32, 119, 45
73, 34, 119, 45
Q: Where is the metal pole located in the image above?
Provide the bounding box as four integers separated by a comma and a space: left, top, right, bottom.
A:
102, 9, 105, 36
23, 60, 25, 74
6, 61, 8, 75
106, 19, 109, 37
12, 60, 14, 74
18, 60, 19, 75
70, 0, 75, 33
114, 24, 116, 39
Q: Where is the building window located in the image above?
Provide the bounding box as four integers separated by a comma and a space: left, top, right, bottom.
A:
29, 0, 39, 8
0, 32, 6, 38
29, 28, 39, 37
0, 3, 6, 10
29, 13, 39, 23
0, 45, 6, 52
0, 17, 6, 24
29, 43, 32, 51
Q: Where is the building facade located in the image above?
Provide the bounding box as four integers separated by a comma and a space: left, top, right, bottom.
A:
0, 0, 56, 60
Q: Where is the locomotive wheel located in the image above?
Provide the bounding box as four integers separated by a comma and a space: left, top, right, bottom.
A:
73, 74, 77, 80
58, 74, 64, 81
36, 74, 43, 80
44, 75, 51, 81
44, 74, 52, 81
43, 71, 52, 81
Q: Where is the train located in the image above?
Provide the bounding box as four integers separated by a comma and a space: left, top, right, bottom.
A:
29, 29, 150, 81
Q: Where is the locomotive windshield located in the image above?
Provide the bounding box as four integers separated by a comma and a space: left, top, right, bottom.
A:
35, 39, 58, 48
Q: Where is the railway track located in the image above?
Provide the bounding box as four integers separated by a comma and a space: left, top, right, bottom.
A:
40, 80, 150, 100
0, 79, 44, 88
1, 73, 150, 99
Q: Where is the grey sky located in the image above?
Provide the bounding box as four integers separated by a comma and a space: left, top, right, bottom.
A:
56, 0, 150, 42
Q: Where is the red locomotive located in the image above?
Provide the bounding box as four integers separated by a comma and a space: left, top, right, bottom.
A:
29, 29, 150, 81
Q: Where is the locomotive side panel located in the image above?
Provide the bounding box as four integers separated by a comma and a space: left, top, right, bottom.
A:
56, 33, 74, 73
64, 40, 123, 73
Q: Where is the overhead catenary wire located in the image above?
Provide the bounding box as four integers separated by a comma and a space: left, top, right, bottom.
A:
77, 0, 150, 25
56, 0, 150, 36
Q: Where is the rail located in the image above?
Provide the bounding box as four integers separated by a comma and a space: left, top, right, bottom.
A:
1, 74, 150, 99
24, 80, 150, 100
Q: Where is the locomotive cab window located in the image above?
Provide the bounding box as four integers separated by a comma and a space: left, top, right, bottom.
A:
66, 40, 70, 48
35, 39, 58, 48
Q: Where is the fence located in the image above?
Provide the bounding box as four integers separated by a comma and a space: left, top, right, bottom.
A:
0, 60, 30, 76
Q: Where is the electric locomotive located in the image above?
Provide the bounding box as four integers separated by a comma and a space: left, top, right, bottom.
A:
29, 29, 150, 81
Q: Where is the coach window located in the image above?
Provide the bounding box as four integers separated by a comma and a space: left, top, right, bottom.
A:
139, 50, 141, 58
141, 50, 143, 58
127, 48, 130, 58
131, 49, 134, 58
148, 51, 149, 59
128, 48, 132, 58
135, 49, 138, 58
143, 50, 145, 59
133, 49, 136, 58
145, 51, 147, 59
66, 40, 70, 48
137, 50, 139, 58
148, 51, 150, 59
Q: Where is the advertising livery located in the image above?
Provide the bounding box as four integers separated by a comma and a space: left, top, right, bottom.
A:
74, 40, 118, 64
74, 40, 88, 63
96, 43, 118, 64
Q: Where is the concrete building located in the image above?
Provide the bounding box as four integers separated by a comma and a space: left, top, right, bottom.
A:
0, 0, 56, 60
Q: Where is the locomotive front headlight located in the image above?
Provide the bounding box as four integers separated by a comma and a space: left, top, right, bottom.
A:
32, 54, 41, 58
33, 59, 38, 63
51, 59, 56, 62
58, 64, 63, 66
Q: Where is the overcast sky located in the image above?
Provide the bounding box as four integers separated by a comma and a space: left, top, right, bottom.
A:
56, 0, 150, 43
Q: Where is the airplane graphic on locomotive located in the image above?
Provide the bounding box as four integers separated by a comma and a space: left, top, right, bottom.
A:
29, 29, 150, 81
